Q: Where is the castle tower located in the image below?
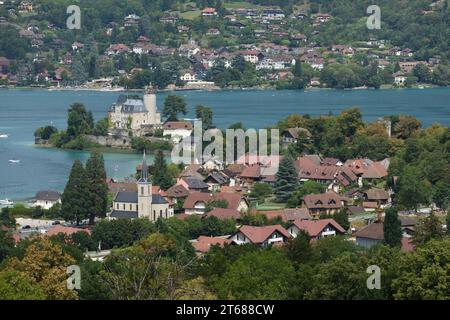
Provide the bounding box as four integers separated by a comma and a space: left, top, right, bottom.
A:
143, 86, 160, 124
137, 150, 152, 218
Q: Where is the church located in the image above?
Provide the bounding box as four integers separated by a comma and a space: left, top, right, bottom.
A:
108, 87, 161, 130
109, 152, 173, 220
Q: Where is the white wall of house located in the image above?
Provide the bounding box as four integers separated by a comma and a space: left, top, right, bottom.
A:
34, 199, 60, 210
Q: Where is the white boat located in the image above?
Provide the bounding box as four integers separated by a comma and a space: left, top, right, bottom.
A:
0, 199, 14, 206
0, 134, 8, 138
8, 159, 20, 164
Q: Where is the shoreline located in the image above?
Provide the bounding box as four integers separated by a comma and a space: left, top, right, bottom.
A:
0, 83, 443, 93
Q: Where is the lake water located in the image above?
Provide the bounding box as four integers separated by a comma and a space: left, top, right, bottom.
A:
0, 87, 449, 201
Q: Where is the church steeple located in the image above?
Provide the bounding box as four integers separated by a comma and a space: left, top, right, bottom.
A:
139, 150, 149, 182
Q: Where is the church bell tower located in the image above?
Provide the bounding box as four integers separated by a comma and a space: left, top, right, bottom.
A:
137, 150, 152, 218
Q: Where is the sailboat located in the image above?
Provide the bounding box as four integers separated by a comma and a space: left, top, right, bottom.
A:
0, 134, 8, 138
8, 159, 20, 164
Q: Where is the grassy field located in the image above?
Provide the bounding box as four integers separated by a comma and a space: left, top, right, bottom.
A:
179, 10, 201, 20
224, 1, 264, 9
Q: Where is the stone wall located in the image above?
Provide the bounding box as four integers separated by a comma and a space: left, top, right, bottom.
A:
85, 134, 132, 148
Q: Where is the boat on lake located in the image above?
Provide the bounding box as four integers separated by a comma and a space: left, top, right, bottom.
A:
8, 159, 20, 163
0, 134, 8, 138
0, 199, 14, 206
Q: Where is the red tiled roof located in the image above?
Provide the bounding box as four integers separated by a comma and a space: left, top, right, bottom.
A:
192, 236, 231, 253
236, 225, 291, 244
344, 159, 388, 179
240, 164, 261, 179
166, 184, 190, 198
401, 237, 415, 252
291, 218, 346, 237
183, 192, 247, 210
207, 208, 241, 220
46, 226, 91, 237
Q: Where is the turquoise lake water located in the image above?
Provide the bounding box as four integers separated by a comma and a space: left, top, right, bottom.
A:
0, 87, 449, 201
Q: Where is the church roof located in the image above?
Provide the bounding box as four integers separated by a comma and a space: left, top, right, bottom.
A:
110, 210, 139, 219
114, 191, 138, 203
152, 194, 168, 204
109, 95, 148, 113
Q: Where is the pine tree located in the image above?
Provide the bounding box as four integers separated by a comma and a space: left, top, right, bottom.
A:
61, 160, 90, 225
383, 207, 402, 247
274, 156, 299, 202
152, 150, 173, 190
333, 209, 350, 231
85, 152, 108, 224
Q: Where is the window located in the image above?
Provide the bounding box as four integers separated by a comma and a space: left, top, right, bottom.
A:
153, 210, 156, 221
160, 210, 162, 218
165, 209, 168, 218
123, 204, 125, 210
130, 204, 132, 210
141, 187, 144, 195
116, 203, 119, 209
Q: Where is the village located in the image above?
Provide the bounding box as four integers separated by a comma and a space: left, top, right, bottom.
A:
0, 1, 448, 90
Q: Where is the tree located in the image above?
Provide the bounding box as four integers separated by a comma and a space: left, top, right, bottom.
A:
195, 105, 214, 130
0, 230, 14, 263
383, 207, 402, 247
152, 150, 173, 190
392, 238, 450, 299
249, 183, 273, 202
205, 199, 229, 213
34, 125, 58, 140
413, 63, 431, 83
285, 230, 312, 265
287, 181, 325, 208
333, 209, 350, 231
162, 95, 187, 121
85, 152, 108, 224
61, 160, 90, 225
274, 156, 298, 202
216, 250, 295, 299
0, 270, 46, 300
397, 166, 432, 211
67, 103, 94, 138
93, 118, 109, 136
4, 239, 78, 300
413, 214, 445, 246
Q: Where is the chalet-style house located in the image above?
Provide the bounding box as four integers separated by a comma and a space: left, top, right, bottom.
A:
165, 184, 190, 206
250, 207, 312, 223
364, 188, 390, 208
229, 225, 291, 247
183, 192, 249, 215
204, 171, 230, 191
110, 153, 173, 220
33, 190, 61, 209
288, 218, 346, 240
344, 158, 389, 184
177, 177, 209, 192
281, 127, 311, 145
302, 192, 348, 217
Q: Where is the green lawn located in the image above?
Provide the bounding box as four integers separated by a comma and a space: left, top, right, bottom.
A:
224, 1, 264, 9
179, 10, 201, 20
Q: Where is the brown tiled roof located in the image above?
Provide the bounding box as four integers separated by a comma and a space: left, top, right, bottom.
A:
207, 208, 241, 220
240, 164, 261, 179
365, 188, 389, 200
163, 121, 193, 130
303, 192, 345, 209
401, 237, 415, 252
166, 184, 190, 198
344, 159, 388, 179
235, 225, 291, 244
291, 218, 346, 237
354, 222, 384, 240
283, 127, 311, 139
399, 216, 417, 227
226, 163, 246, 175
193, 236, 232, 253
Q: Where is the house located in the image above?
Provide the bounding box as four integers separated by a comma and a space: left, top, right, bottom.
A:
252, 208, 311, 222
206, 208, 241, 221
160, 16, 178, 24
229, 225, 291, 247
302, 192, 348, 218
110, 153, 173, 220
202, 7, 217, 16
183, 192, 249, 215
204, 171, 230, 191
124, 14, 141, 27
106, 44, 131, 55
165, 184, 190, 205
178, 177, 210, 193
179, 71, 198, 82
281, 127, 311, 144
71, 42, 84, 51
394, 73, 407, 86
45, 225, 91, 237
202, 157, 224, 171
108, 88, 161, 130
311, 13, 332, 24
344, 159, 389, 183
400, 216, 417, 237
240, 50, 264, 64
191, 236, 232, 254
364, 188, 390, 208
262, 9, 285, 20
287, 218, 346, 240
163, 121, 193, 143
206, 28, 220, 36
33, 190, 61, 210
354, 221, 384, 248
